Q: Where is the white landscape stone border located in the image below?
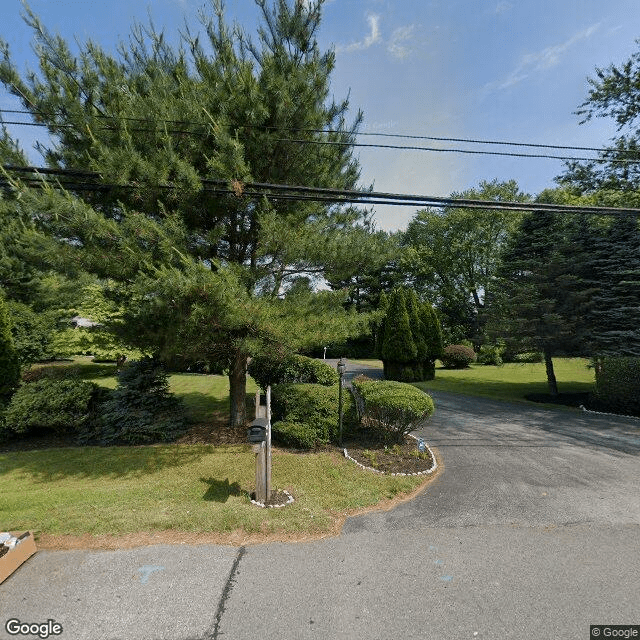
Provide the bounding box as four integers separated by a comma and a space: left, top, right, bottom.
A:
343, 435, 438, 477
579, 405, 640, 421
250, 489, 295, 509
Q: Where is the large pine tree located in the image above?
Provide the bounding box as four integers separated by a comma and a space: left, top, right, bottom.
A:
0, 0, 371, 425
493, 210, 581, 395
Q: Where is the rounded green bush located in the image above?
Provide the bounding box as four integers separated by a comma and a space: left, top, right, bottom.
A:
352, 377, 435, 443
441, 344, 476, 369
4, 379, 98, 435
248, 353, 338, 391
271, 382, 356, 448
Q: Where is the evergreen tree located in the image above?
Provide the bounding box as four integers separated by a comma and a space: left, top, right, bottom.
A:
420, 301, 443, 380
374, 290, 389, 360
381, 288, 417, 381
0, 294, 20, 400
492, 210, 580, 395
405, 288, 427, 380
0, 0, 370, 426
583, 216, 640, 359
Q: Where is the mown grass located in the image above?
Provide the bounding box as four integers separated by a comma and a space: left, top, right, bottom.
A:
351, 357, 595, 404
3, 358, 424, 538
0, 445, 424, 537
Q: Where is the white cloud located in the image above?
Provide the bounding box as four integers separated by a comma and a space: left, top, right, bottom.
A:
485, 23, 601, 91
335, 14, 381, 53
336, 15, 417, 60
494, 1, 513, 14
387, 25, 416, 60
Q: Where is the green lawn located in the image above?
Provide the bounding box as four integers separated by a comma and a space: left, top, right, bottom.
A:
0, 445, 424, 537
351, 357, 595, 405
1, 358, 425, 539
69, 356, 259, 424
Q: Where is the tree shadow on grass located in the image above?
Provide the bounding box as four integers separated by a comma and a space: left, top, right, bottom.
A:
200, 477, 246, 503
0, 444, 214, 482
180, 391, 256, 424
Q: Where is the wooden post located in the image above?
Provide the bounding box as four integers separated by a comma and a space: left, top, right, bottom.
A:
254, 441, 267, 504
266, 385, 272, 501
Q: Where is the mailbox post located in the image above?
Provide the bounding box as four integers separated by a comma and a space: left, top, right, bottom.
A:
248, 385, 272, 504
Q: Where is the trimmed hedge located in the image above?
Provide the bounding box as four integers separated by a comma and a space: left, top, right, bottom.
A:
271, 383, 356, 449
3, 379, 99, 435
271, 420, 319, 449
352, 375, 435, 443
248, 353, 338, 391
441, 344, 476, 369
593, 357, 640, 417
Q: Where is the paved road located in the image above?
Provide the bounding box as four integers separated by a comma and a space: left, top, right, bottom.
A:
2, 382, 639, 640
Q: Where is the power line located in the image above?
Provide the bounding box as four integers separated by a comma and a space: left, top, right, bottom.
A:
3, 108, 639, 164
0, 107, 633, 154
3, 163, 640, 216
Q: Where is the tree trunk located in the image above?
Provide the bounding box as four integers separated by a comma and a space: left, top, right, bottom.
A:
228, 349, 248, 427
543, 349, 558, 396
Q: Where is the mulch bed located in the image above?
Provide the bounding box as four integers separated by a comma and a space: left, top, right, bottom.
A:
341, 433, 434, 475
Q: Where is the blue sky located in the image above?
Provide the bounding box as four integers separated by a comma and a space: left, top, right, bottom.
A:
1, 0, 639, 230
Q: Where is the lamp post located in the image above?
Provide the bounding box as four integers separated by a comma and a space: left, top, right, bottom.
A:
337, 357, 346, 446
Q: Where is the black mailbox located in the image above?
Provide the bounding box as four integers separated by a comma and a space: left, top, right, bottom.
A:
248, 418, 268, 443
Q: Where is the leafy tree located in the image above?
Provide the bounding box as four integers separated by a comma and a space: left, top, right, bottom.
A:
402, 179, 529, 343
0, 0, 371, 425
558, 38, 640, 193
5, 300, 56, 365
0, 294, 20, 399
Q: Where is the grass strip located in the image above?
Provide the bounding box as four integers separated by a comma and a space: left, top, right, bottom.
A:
0, 445, 424, 538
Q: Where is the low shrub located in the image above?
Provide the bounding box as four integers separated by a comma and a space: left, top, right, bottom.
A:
476, 343, 505, 366
440, 344, 476, 369
271, 420, 319, 449
513, 352, 544, 363
593, 357, 640, 417
92, 358, 187, 445
271, 383, 356, 448
3, 379, 99, 435
21, 364, 83, 383
248, 353, 338, 390
352, 376, 435, 444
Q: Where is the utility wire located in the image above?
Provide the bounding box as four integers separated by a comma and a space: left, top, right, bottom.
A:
1, 107, 635, 154
2, 109, 639, 163
3, 164, 640, 216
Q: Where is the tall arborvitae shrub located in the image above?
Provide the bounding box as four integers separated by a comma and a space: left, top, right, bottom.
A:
420, 302, 444, 380
405, 289, 427, 380
381, 288, 417, 381
0, 296, 20, 400
374, 291, 389, 360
